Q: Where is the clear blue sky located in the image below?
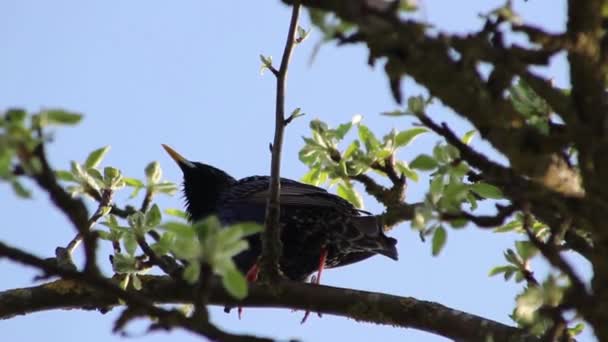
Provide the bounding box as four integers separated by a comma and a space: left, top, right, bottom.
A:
1, 1, 594, 341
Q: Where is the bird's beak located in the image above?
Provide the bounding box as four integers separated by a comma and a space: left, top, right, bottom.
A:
161, 144, 196, 170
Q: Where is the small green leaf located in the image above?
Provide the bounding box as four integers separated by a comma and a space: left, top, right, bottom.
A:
380, 109, 408, 116
471, 182, 503, 199
515, 240, 539, 261
84, 146, 110, 169
124, 177, 144, 188
145, 161, 162, 184
11, 180, 32, 198
55, 170, 76, 182
488, 265, 518, 277
259, 54, 273, 75
228, 222, 264, 237
335, 122, 352, 140
145, 204, 162, 227
162, 221, 195, 237
410, 154, 439, 170
568, 323, 585, 337
342, 140, 360, 160
431, 226, 447, 256
407, 95, 426, 115
113, 253, 137, 273
119, 274, 130, 290
165, 208, 188, 219
183, 263, 200, 284
358, 124, 380, 153
395, 127, 427, 148
152, 181, 178, 195
123, 233, 138, 255
131, 274, 142, 290
42, 110, 83, 125
337, 182, 364, 209
462, 130, 476, 145
222, 267, 248, 299
296, 25, 310, 43
395, 161, 418, 182
495, 219, 523, 233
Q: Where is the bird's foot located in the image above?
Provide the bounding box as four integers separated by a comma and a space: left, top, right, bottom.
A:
238, 263, 260, 319
300, 249, 327, 324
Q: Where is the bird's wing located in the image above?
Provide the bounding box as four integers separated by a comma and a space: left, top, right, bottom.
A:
226, 176, 355, 210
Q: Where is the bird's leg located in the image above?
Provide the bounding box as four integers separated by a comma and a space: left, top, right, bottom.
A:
238, 263, 259, 319
300, 248, 327, 324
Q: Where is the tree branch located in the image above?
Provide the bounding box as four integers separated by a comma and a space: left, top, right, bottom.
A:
0, 241, 271, 342
260, 1, 301, 281
0, 273, 539, 342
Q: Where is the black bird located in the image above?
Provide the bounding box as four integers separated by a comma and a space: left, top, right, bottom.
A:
162, 144, 398, 284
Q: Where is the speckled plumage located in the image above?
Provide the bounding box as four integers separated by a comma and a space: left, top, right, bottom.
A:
163, 146, 398, 281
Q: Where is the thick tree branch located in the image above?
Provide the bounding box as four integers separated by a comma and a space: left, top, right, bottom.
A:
0, 241, 270, 342
0, 274, 539, 342
260, 1, 301, 281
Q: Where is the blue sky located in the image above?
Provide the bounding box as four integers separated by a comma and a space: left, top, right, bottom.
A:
1, 1, 594, 341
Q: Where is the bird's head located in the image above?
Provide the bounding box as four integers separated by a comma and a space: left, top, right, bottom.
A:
162, 144, 236, 221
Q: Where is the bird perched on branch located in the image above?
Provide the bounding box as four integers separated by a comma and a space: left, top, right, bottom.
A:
162, 144, 398, 286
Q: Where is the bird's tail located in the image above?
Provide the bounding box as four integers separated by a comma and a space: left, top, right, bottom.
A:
351, 215, 398, 260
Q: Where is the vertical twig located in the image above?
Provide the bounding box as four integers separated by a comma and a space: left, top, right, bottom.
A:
259, 2, 301, 281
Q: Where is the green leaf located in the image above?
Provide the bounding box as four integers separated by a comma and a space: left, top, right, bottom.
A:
342, 140, 360, 160
145, 204, 162, 227
112, 253, 137, 273
395, 161, 418, 182
6, 108, 27, 124
127, 212, 145, 230
218, 240, 249, 259
410, 154, 439, 171
504, 248, 520, 265
42, 109, 83, 125
296, 25, 310, 43
358, 124, 380, 153
407, 95, 426, 115
462, 130, 476, 145
183, 263, 200, 284
145, 161, 162, 184
471, 182, 503, 199
380, 109, 408, 117
227, 222, 264, 237
222, 267, 248, 299
84, 146, 110, 169
11, 180, 32, 198
162, 221, 195, 237
337, 182, 364, 209
494, 219, 523, 233
568, 323, 585, 337
334, 122, 352, 140
55, 170, 76, 182
124, 177, 144, 188
488, 265, 518, 277
395, 127, 427, 148
131, 274, 142, 290
123, 233, 138, 255
152, 182, 178, 195
124, 177, 144, 198
431, 226, 447, 256
515, 240, 539, 261
165, 208, 188, 219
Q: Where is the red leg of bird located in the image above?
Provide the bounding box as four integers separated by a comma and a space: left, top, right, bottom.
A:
238, 263, 259, 319
301, 248, 328, 324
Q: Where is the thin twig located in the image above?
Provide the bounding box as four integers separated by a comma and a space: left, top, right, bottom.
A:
259, 1, 301, 281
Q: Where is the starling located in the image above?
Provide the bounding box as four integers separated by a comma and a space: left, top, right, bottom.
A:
162, 144, 398, 284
